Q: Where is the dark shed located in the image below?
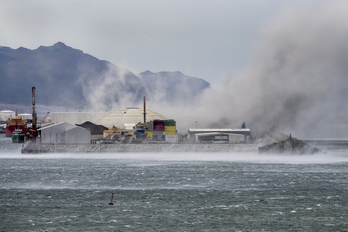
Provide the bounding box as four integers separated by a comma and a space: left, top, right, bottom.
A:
76, 121, 108, 135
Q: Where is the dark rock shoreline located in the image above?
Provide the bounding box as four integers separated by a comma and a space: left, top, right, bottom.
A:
258, 130, 320, 154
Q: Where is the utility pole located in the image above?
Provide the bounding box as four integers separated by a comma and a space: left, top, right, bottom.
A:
32, 86, 37, 130
143, 96, 146, 124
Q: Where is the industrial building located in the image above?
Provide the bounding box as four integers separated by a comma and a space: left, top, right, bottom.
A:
51, 107, 167, 130
0, 110, 15, 121
18, 113, 32, 120
188, 129, 251, 143
38, 122, 90, 144
76, 121, 108, 141
193, 132, 245, 144
52, 112, 105, 126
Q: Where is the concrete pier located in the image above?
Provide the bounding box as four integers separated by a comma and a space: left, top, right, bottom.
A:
21, 142, 259, 153
21, 130, 321, 154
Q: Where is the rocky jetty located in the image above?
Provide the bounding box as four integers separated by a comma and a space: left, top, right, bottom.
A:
258, 130, 320, 154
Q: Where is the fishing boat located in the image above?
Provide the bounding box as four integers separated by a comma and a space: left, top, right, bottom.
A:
5, 111, 27, 137
12, 129, 25, 143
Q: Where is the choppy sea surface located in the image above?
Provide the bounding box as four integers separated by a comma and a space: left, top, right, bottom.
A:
1, 134, 348, 231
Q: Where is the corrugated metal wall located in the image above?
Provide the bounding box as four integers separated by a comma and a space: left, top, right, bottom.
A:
40, 122, 90, 144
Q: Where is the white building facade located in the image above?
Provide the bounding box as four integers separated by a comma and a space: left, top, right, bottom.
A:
39, 122, 90, 144
0, 110, 15, 121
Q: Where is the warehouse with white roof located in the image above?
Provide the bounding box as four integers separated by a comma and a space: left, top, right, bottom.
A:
38, 122, 90, 144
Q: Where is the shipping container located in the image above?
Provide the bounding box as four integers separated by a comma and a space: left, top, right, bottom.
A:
145, 131, 153, 139
164, 120, 176, 127
153, 133, 166, 141
165, 131, 176, 135
153, 120, 165, 131
165, 135, 179, 143
153, 131, 164, 135
165, 126, 176, 135
165, 126, 176, 132
165, 126, 176, 131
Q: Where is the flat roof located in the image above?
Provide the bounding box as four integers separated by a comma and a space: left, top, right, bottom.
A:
188, 129, 250, 132
194, 132, 245, 136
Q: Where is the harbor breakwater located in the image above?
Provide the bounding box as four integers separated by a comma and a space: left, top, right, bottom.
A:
21, 130, 320, 154
21, 143, 259, 153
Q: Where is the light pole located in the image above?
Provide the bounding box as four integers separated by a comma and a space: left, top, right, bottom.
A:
195, 121, 197, 129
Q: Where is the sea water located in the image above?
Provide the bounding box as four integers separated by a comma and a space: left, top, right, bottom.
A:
1, 134, 348, 231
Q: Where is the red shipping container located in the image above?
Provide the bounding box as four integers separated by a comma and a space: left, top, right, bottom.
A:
153, 120, 165, 131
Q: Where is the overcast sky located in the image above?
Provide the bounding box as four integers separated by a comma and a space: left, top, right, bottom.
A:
0, 0, 323, 84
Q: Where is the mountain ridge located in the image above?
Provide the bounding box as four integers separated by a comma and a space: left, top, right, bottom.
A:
0, 42, 210, 110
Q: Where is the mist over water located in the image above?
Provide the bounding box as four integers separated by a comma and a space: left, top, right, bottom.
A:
2, 152, 348, 165
2, 135, 348, 230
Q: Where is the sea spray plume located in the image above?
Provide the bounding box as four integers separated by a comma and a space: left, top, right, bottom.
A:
71, 1, 348, 138
78, 63, 210, 113
78, 62, 146, 111
178, 1, 348, 138
138, 71, 210, 106
77, 67, 211, 132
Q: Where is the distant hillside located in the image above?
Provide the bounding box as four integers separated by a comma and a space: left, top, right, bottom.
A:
0, 42, 210, 110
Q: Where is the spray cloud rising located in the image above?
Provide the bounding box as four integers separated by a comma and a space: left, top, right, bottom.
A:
81, 1, 348, 139
158, 1, 348, 138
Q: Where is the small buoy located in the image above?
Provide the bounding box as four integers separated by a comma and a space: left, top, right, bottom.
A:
109, 193, 114, 205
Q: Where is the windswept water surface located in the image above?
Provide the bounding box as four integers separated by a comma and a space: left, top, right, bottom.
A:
1, 135, 348, 231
